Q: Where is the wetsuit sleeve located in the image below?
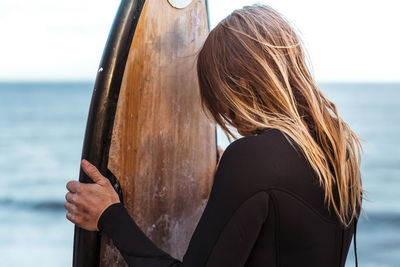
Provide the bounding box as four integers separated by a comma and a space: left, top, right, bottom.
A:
98, 138, 270, 267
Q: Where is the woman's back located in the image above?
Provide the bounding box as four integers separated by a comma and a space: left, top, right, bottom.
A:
181, 128, 357, 267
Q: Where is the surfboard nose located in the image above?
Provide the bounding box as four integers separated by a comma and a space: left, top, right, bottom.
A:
168, 0, 193, 9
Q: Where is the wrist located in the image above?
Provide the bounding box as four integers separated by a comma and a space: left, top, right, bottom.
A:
97, 202, 123, 231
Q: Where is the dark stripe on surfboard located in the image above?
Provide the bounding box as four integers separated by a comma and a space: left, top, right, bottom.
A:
73, 1, 146, 266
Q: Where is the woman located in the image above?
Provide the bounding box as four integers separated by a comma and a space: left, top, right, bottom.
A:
65, 4, 363, 267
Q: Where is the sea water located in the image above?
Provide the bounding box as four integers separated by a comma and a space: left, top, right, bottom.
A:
0, 82, 398, 266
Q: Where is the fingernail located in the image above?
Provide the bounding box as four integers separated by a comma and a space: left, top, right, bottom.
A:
82, 159, 89, 166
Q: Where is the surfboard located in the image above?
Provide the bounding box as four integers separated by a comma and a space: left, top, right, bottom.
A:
72, 0, 216, 266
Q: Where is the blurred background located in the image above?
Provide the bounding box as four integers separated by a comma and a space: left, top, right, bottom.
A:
0, 0, 399, 266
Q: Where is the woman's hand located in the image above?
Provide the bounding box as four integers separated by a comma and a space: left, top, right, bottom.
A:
66, 147, 224, 230
64, 159, 120, 231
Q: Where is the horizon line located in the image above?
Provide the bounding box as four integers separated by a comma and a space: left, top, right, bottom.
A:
0, 80, 399, 84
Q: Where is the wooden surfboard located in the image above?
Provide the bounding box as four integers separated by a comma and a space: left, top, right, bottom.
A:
73, 0, 216, 266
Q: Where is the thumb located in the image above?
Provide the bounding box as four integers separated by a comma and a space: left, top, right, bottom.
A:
81, 159, 105, 184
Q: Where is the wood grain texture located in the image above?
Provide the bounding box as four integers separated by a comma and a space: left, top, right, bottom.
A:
100, 0, 215, 266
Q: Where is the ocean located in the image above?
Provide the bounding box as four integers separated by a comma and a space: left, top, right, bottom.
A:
0, 82, 398, 266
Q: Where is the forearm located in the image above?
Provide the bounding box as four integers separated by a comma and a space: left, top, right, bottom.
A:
98, 203, 182, 267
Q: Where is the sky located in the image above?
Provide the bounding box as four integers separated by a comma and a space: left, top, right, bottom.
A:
0, 0, 399, 82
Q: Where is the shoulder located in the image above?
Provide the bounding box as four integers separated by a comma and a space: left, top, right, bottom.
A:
215, 128, 295, 183
214, 128, 307, 190
220, 128, 294, 164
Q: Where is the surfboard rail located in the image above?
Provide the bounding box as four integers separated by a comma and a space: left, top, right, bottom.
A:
73, 1, 145, 266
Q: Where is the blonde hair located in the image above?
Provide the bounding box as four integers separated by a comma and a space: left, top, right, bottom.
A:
197, 4, 364, 226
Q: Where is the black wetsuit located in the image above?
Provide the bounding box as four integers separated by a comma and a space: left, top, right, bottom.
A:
98, 128, 358, 267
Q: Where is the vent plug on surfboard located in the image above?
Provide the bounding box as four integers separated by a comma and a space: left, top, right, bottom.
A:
167, 0, 193, 9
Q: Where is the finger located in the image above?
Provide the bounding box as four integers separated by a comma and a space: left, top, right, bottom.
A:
66, 180, 80, 193
81, 159, 105, 184
66, 207, 85, 226
65, 192, 77, 204
64, 201, 75, 213
66, 211, 75, 223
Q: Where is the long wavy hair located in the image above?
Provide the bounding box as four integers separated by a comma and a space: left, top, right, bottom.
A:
197, 4, 364, 227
